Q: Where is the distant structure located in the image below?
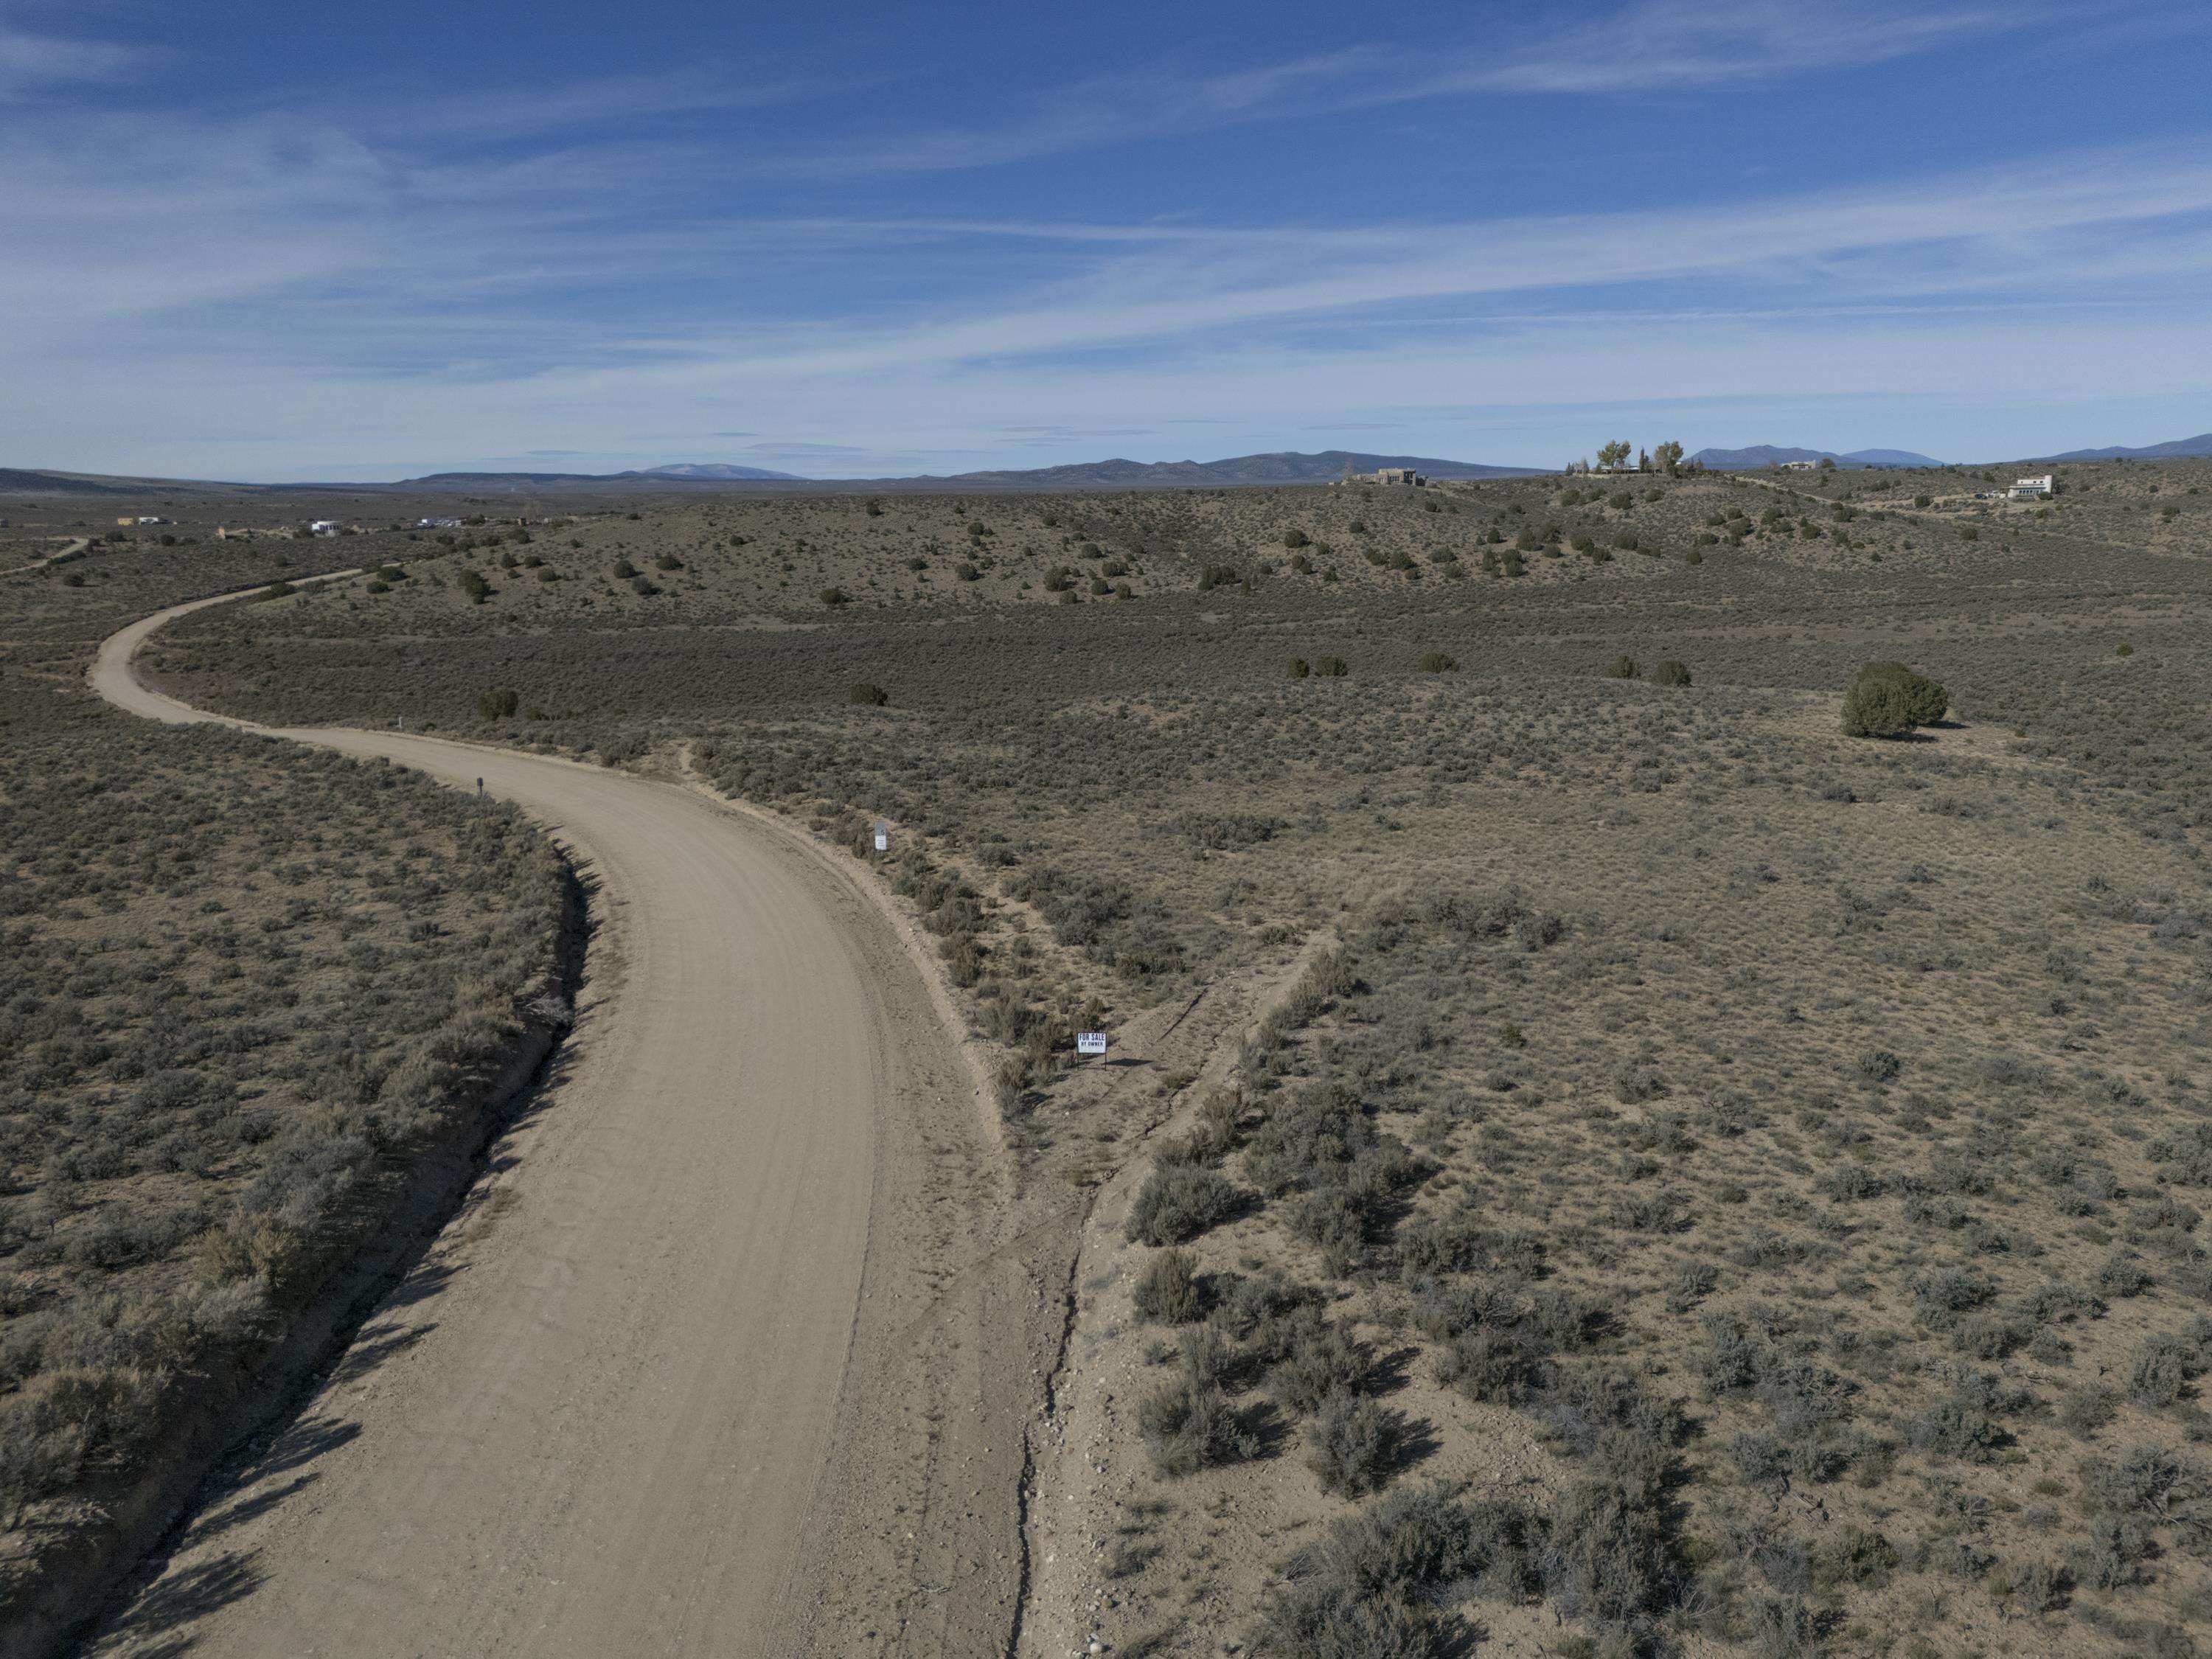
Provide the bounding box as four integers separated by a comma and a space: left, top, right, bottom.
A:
2008, 475, 2053, 499
416, 516, 464, 529
1778, 459, 1820, 472
308, 519, 341, 536
1373, 467, 1425, 485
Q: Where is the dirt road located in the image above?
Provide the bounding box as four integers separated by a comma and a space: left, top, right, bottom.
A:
1, 536, 89, 578
81, 585, 1037, 1657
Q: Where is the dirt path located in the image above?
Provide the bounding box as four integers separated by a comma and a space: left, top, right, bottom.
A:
80, 582, 1032, 1658
1, 536, 89, 578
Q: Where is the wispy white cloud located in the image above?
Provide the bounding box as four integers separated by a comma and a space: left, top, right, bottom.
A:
1437, 0, 2017, 94
0, 9, 2205, 479
521, 150, 2212, 393
0, 18, 161, 98
344, 63, 869, 145
783, 1, 2031, 176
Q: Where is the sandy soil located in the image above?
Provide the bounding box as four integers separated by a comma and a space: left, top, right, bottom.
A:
80, 584, 1033, 1658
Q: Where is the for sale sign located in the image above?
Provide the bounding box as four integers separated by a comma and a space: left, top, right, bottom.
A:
1075, 1032, 1108, 1057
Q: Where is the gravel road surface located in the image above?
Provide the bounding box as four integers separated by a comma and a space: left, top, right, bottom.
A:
81, 584, 1033, 1658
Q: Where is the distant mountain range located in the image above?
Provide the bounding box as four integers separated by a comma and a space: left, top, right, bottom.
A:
0, 467, 144, 495
398, 462, 803, 486
2035, 433, 2212, 462
909, 451, 1541, 487
350, 451, 1543, 491
13, 435, 2212, 498
1688, 445, 1944, 470
630, 462, 804, 481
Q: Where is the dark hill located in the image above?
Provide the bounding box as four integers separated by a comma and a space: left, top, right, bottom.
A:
2038, 433, 2212, 462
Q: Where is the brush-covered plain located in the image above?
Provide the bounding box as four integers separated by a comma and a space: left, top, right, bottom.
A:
22, 456, 2212, 1657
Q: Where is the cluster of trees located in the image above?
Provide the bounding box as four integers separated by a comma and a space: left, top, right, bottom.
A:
1579, 439, 1692, 476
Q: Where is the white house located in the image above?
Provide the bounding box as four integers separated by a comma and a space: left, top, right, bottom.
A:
1779, 459, 1820, 471
2009, 476, 2053, 499
308, 519, 341, 535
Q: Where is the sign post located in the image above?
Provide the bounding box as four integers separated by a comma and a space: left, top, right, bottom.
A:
872, 820, 889, 854
1075, 1032, 1108, 1060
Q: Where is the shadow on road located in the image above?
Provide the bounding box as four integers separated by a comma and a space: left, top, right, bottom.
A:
77, 922, 594, 1655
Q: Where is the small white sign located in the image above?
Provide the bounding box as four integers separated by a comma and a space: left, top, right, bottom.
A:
872, 820, 889, 853
1076, 1032, 1109, 1057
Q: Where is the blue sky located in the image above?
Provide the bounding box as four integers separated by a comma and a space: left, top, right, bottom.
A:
4, 0, 2209, 479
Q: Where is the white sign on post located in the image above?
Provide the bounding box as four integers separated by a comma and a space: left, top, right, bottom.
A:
1076, 1032, 1109, 1057
872, 820, 889, 853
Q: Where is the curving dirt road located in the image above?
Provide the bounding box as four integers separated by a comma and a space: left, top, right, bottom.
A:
81, 582, 1038, 1657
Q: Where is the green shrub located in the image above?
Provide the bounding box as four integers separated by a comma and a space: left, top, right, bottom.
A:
1843, 661, 1947, 738
1254, 1485, 1540, 1656
1287, 656, 1310, 679
1305, 1391, 1405, 1496
1653, 659, 1691, 686
819, 586, 849, 606
475, 686, 518, 720
1133, 1248, 1204, 1324
848, 682, 888, 706
1138, 1356, 1253, 1477
1283, 527, 1310, 549
1127, 1163, 1243, 1245
1604, 654, 1637, 680
1418, 652, 1458, 673
1312, 655, 1349, 678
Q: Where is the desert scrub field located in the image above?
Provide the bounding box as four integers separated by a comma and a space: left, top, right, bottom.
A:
139, 461, 2212, 771
1065, 697, 2212, 1658
0, 705, 569, 1610
54, 463, 2212, 1654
